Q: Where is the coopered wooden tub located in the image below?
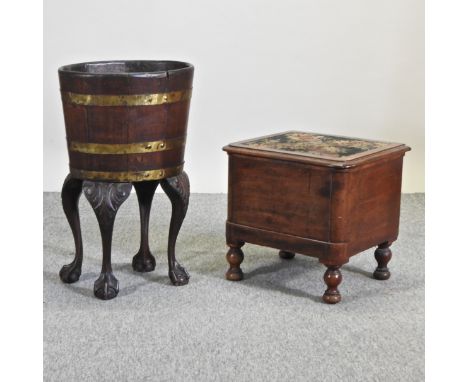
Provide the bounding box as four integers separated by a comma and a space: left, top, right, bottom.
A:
58, 60, 194, 300
59, 60, 193, 181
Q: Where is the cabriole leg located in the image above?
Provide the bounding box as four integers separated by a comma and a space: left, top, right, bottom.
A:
59, 174, 84, 284
132, 181, 158, 272
161, 171, 190, 286
83, 181, 132, 300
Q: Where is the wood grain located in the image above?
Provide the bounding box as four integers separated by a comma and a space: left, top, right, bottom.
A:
224, 135, 410, 303
59, 61, 193, 180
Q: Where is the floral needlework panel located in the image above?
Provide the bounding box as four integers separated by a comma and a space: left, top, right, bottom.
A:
233, 131, 399, 161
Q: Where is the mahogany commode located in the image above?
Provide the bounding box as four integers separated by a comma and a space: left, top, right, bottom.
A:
223, 131, 410, 304
58, 60, 193, 300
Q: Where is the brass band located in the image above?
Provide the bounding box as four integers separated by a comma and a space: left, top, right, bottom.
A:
70, 164, 183, 182
63, 89, 192, 107
69, 136, 185, 155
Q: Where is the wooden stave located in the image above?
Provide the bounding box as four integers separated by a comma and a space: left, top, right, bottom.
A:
59, 61, 193, 181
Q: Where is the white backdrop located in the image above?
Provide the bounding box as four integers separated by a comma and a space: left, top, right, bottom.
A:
44, 0, 424, 192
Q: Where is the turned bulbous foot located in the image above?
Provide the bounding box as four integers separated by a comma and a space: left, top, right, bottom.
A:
323, 291, 341, 304
373, 269, 391, 280
226, 245, 244, 281
279, 250, 295, 260
323, 266, 343, 304
132, 251, 156, 273
373, 243, 392, 281
59, 261, 81, 284
226, 268, 243, 281
169, 262, 190, 286
94, 272, 119, 300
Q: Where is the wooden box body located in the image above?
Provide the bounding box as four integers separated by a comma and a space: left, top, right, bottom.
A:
224, 131, 410, 266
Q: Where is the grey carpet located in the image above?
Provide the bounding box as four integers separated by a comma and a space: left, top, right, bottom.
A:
43, 193, 424, 382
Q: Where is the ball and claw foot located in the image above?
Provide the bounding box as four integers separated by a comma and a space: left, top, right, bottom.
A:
169, 262, 190, 286
279, 250, 295, 260
132, 251, 156, 273
373, 243, 392, 281
59, 262, 81, 284
323, 266, 343, 304
94, 272, 119, 300
225, 246, 244, 281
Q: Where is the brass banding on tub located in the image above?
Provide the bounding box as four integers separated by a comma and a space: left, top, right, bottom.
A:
70, 164, 184, 182
69, 136, 186, 155
63, 89, 192, 106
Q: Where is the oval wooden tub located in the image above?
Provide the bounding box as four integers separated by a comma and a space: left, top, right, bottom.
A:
59, 60, 194, 182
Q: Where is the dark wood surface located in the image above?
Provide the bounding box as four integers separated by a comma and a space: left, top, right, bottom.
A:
225, 243, 245, 281
224, 134, 410, 304
59, 61, 193, 95
60, 172, 191, 300
58, 61, 193, 299
323, 266, 343, 304
132, 181, 159, 272
373, 242, 393, 280
59, 60, 193, 180
228, 155, 331, 240
161, 171, 191, 286
59, 175, 84, 284
83, 181, 132, 300
278, 250, 295, 260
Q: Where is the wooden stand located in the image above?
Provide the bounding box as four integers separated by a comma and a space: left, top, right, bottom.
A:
60, 171, 190, 300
